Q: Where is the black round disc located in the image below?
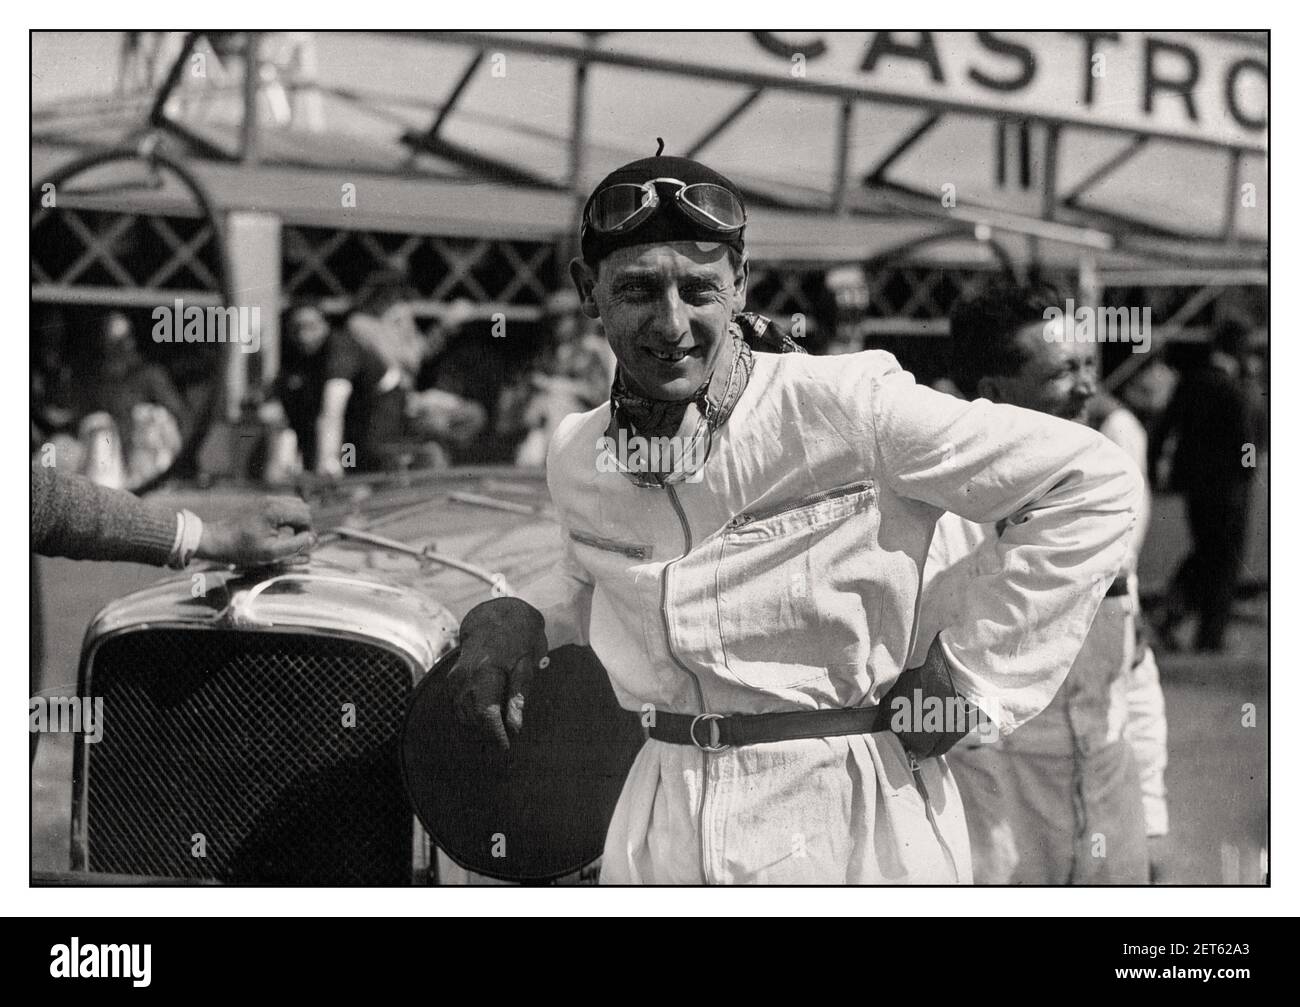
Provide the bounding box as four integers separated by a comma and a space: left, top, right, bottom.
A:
402, 644, 644, 883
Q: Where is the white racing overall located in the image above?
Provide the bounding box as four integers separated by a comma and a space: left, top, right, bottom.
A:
523, 349, 1139, 884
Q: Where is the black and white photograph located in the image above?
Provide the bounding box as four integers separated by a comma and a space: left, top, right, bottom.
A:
21, 24, 1276, 927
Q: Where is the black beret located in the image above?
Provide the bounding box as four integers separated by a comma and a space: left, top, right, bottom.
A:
579, 155, 746, 266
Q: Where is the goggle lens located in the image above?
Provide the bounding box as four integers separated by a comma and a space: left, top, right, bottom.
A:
678, 183, 745, 229
587, 184, 656, 232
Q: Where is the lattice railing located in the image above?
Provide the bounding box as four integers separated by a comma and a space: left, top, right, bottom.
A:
748, 261, 1033, 336
864, 265, 998, 320
31, 207, 224, 306
282, 225, 559, 315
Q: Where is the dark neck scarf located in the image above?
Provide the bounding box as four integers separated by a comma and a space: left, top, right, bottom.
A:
604, 326, 754, 487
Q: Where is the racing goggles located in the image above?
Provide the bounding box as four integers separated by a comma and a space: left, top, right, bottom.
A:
584, 177, 746, 236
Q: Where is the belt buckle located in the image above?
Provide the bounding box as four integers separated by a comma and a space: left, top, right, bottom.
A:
689, 713, 730, 752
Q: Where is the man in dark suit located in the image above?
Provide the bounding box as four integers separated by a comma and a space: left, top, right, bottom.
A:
1150, 315, 1263, 652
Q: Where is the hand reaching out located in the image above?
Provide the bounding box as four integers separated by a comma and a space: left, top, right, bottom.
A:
196, 496, 316, 566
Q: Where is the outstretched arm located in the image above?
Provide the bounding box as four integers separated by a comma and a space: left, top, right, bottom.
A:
32, 465, 176, 566
32, 466, 315, 568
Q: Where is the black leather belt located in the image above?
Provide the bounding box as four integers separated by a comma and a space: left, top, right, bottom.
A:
648, 706, 879, 752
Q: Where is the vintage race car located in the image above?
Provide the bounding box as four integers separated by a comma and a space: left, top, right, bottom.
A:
34, 467, 635, 886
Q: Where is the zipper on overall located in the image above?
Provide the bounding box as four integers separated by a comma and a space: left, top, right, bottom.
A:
660, 483, 717, 884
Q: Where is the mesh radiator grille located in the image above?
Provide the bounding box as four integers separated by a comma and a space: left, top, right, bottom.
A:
80, 629, 415, 884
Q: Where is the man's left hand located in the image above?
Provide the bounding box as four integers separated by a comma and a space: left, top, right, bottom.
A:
876, 635, 981, 760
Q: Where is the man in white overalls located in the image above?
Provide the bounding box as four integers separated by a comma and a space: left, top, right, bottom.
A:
447, 154, 1139, 884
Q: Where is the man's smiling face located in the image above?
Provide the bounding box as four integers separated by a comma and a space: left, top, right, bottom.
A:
571, 242, 747, 401
988, 319, 1098, 423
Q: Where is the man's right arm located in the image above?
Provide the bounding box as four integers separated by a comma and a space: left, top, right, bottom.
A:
315, 378, 351, 476
514, 411, 596, 648
516, 533, 594, 650
1100, 407, 1152, 562
449, 411, 595, 746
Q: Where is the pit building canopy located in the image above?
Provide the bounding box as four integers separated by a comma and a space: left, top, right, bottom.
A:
32, 30, 1268, 279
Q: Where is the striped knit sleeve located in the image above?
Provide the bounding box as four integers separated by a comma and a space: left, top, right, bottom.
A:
31, 466, 178, 566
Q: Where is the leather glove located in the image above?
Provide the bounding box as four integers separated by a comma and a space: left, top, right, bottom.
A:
874, 634, 985, 760
448, 598, 550, 750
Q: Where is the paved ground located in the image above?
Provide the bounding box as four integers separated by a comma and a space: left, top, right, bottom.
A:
30, 480, 1269, 884
1136, 462, 1269, 884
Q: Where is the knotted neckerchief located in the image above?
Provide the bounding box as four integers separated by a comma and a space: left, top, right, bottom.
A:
603, 324, 754, 487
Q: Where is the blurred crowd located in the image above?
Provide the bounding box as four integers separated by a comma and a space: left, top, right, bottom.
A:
30, 272, 615, 487
31, 309, 190, 490
30, 274, 1265, 655
258, 273, 614, 479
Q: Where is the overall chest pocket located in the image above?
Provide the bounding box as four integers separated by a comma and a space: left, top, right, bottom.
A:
714, 480, 882, 692
569, 528, 654, 561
